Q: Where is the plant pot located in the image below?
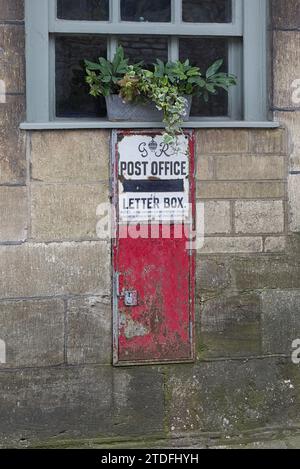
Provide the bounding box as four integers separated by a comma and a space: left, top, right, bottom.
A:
105, 95, 192, 122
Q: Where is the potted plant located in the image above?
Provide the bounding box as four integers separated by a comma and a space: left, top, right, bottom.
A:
85, 46, 237, 143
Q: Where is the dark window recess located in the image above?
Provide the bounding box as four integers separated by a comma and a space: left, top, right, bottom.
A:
55, 36, 107, 118
57, 0, 109, 21
121, 0, 171, 22
119, 36, 168, 68
179, 38, 229, 117
182, 0, 232, 23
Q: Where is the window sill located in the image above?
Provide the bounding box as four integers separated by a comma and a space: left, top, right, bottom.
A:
20, 120, 280, 130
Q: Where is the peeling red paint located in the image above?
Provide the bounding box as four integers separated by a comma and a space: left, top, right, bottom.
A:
113, 131, 196, 365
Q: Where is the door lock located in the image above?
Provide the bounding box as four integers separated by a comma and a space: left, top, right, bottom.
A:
124, 290, 138, 307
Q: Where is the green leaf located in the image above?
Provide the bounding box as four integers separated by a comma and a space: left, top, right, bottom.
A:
206, 83, 216, 93
84, 60, 102, 71
206, 59, 223, 78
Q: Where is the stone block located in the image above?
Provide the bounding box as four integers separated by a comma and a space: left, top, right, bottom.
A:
197, 129, 249, 154
0, 186, 27, 241
273, 31, 300, 109
272, 0, 300, 32
199, 293, 261, 358
112, 367, 165, 437
0, 25, 25, 93
0, 365, 165, 446
203, 201, 231, 234
249, 128, 288, 155
215, 155, 285, 180
0, 95, 26, 184
198, 181, 284, 199
165, 358, 300, 434
196, 154, 214, 181
31, 183, 109, 241
262, 290, 300, 354
67, 296, 111, 365
232, 256, 300, 291
30, 131, 109, 183
264, 237, 286, 253
199, 237, 263, 254
0, 1, 24, 21
0, 366, 113, 446
0, 299, 64, 368
196, 258, 231, 294
274, 112, 300, 171
235, 201, 284, 234
289, 174, 300, 232
0, 242, 110, 299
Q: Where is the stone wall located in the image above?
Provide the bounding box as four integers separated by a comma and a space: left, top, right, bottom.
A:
1, 0, 300, 448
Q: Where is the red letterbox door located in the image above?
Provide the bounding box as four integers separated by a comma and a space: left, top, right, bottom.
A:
112, 131, 195, 365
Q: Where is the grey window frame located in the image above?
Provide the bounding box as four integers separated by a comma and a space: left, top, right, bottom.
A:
22, 0, 277, 129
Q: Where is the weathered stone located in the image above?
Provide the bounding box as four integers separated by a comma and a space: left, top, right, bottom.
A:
0, 1, 24, 21
0, 186, 27, 241
274, 112, 300, 171
262, 290, 300, 355
289, 174, 300, 232
286, 234, 300, 256
213, 440, 289, 450
0, 242, 110, 299
0, 95, 26, 184
196, 258, 231, 294
197, 129, 249, 154
196, 154, 214, 180
166, 358, 300, 434
0, 25, 25, 93
31, 183, 109, 241
31, 131, 110, 183
215, 155, 286, 180
203, 201, 231, 234
0, 366, 113, 445
0, 365, 165, 446
285, 434, 300, 449
250, 128, 288, 155
235, 201, 284, 234
67, 296, 111, 365
199, 237, 263, 254
232, 256, 300, 291
272, 0, 300, 30
265, 237, 286, 253
112, 367, 165, 437
0, 299, 64, 368
199, 293, 261, 358
273, 31, 300, 109
198, 181, 284, 199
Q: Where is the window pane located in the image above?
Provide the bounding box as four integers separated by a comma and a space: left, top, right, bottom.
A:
182, 0, 232, 23
179, 38, 229, 117
57, 0, 109, 21
121, 0, 171, 22
55, 36, 107, 118
119, 36, 168, 67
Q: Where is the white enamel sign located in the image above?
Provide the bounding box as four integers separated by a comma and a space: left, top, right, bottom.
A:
118, 134, 190, 223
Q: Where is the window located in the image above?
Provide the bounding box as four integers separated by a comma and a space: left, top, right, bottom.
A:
24, 0, 272, 128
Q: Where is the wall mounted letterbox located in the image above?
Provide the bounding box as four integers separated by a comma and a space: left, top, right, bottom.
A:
112, 130, 196, 366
